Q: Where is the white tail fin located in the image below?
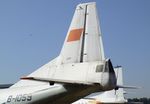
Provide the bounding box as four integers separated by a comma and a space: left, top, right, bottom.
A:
114, 66, 124, 99
115, 66, 123, 86
10, 2, 114, 90
60, 2, 105, 64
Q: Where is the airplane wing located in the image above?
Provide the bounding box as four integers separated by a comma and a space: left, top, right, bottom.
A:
0, 84, 13, 89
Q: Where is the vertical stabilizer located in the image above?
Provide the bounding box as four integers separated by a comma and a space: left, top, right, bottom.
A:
60, 3, 85, 64
115, 67, 124, 99
115, 67, 123, 86
84, 3, 105, 62
60, 2, 105, 64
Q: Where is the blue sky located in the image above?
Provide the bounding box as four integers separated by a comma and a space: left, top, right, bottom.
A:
0, 0, 150, 98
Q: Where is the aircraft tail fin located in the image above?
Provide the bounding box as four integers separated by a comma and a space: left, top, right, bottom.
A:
115, 66, 140, 90
114, 66, 140, 100
11, 2, 107, 88
60, 2, 105, 64
114, 66, 125, 98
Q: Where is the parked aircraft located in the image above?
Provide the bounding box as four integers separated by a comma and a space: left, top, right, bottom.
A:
0, 2, 118, 104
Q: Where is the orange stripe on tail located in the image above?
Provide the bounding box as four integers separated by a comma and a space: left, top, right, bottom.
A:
67, 28, 83, 42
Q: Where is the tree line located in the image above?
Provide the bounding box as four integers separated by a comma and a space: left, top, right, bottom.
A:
128, 97, 150, 104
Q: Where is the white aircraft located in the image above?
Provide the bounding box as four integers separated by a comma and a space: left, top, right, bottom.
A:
0, 2, 118, 104
72, 66, 128, 104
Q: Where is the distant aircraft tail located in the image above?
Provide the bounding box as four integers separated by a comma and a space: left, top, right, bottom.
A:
114, 66, 125, 99
114, 67, 139, 101
60, 2, 105, 64
115, 66, 140, 90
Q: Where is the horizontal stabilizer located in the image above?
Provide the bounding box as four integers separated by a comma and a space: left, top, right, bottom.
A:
117, 85, 141, 89
21, 77, 95, 85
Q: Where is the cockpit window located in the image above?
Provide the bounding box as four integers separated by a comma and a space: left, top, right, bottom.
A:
96, 65, 103, 72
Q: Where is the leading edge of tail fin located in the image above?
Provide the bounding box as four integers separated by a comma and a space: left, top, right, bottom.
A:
60, 2, 105, 64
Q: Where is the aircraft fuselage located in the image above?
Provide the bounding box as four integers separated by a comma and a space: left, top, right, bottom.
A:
0, 84, 102, 104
